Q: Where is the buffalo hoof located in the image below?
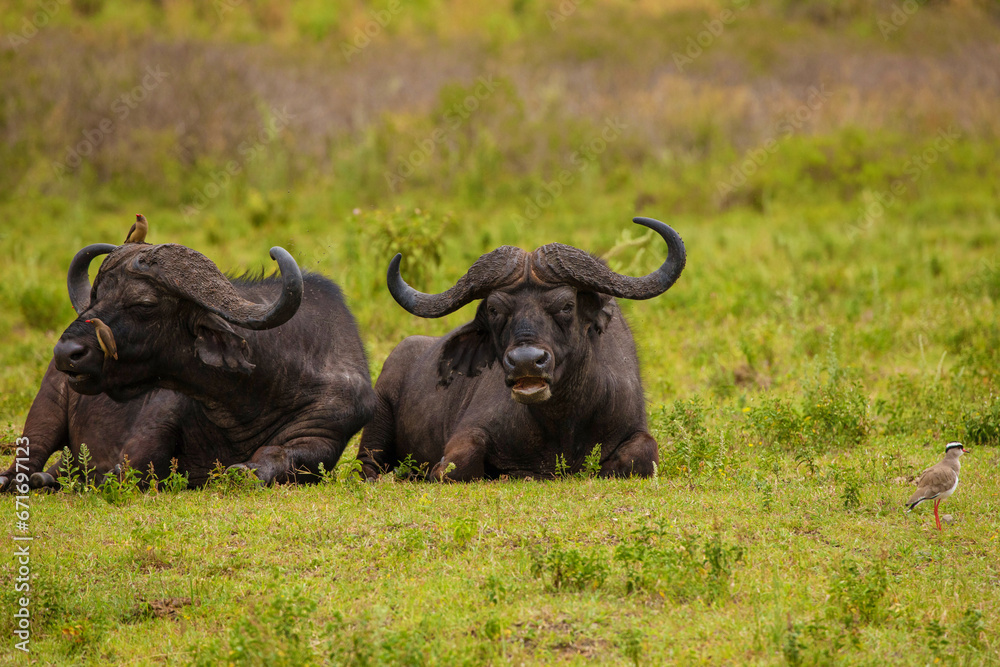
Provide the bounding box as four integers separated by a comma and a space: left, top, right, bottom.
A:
29, 472, 56, 489
226, 463, 267, 488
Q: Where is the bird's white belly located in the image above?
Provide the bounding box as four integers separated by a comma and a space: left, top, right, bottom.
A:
938, 474, 959, 500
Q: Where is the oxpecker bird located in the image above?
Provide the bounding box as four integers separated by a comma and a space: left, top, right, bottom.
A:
124, 213, 148, 244
86, 318, 118, 360
907, 442, 968, 531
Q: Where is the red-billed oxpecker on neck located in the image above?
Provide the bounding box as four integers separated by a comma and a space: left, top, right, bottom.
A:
85, 318, 118, 360
124, 213, 148, 244
358, 217, 686, 481
907, 442, 968, 531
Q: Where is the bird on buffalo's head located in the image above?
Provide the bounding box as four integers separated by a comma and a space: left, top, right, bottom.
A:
53, 242, 302, 401
124, 213, 148, 244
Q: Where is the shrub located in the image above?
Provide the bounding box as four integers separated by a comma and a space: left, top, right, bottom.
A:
615, 520, 744, 603
827, 559, 890, 628
531, 545, 609, 592
746, 340, 870, 453
964, 395, 1000, 446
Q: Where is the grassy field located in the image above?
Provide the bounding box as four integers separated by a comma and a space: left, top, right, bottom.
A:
2, 0, 1000, 664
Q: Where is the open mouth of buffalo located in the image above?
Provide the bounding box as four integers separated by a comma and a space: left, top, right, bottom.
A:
507, 376, 552, 403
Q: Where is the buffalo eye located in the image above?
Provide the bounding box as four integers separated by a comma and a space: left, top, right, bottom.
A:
560, 302, 575, 314
488, 305, 500, 317
129, 298, 158, 311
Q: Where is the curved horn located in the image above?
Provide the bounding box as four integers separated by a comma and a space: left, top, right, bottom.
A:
533, 217, 686, 300
129, 245, 303, 330
388, 246, 527, 318
67, 243, 117, 314
227, 246, 303, 329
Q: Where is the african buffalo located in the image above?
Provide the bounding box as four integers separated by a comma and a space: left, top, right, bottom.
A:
1, 240, 375, 489
357, 217, 685, 481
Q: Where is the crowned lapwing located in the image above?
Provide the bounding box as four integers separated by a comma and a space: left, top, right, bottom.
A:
85, 318, 118, 361
907, 442, 968, 531
124, 213, 148, 244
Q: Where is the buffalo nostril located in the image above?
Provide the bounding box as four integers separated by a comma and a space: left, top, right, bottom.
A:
505, 346, 551, 374
54, 339, 90, 367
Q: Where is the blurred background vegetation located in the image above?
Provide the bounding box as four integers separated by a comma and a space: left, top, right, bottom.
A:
1, 0, 998, 452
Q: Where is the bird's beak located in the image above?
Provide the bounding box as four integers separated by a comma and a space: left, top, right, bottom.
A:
962, 447, 970, 453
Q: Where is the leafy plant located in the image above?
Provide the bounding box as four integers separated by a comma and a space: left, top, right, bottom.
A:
957, 606, 985, 649
482, 574, 513, 605
619, 628, 644, 667
839, 468, 862, 510
205, 460, 262, 495
964, 394, 999, 446
450, 517, 478, 548
652, 397, 728, 478
554, 453, 569, 478
360, 207, 448, 289
56, 444, 96, 493
747, 339, 870, 453
531, 545, 609, 592
827, 559, 890, 628
580, 443, 603, 478
160, 458, 190, 493
924, 618, 949, 660
190, 590, 319, 666
615, 520, 744, 603
95, 456, 141, 506
395, 454, 428, 480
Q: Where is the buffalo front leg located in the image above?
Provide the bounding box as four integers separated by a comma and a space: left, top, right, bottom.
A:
356, 394, 398, 480
1, 360, 71, 492
430, 431, 487, 482
600, 431, 658, 478
229, 437, 348, 485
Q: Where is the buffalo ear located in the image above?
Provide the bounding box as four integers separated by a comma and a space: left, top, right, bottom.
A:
438, 303, 495, 386
578, 291, 614, 335
192, 312, 255, 375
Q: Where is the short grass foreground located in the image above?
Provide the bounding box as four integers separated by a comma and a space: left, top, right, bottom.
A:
3, 440, 998, 665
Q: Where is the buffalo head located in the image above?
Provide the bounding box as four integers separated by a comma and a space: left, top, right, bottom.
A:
387, 217, 686, 405
53, 242, 302, 400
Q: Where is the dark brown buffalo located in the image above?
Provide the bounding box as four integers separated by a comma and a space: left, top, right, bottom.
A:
1, 241, 375, 489
357, 217, 685, 481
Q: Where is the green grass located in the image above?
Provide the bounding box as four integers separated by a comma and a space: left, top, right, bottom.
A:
2, 453, 998, 665
2, 0, 1000, 664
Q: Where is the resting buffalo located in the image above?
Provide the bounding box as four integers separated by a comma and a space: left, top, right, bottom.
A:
0, 240, 375, 489
357, 217, 685, 481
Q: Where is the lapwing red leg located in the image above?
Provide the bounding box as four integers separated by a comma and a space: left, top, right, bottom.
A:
933, 498, 942, 531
